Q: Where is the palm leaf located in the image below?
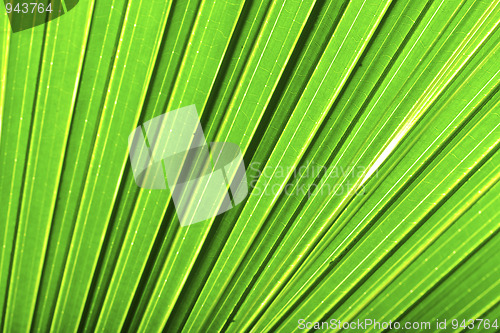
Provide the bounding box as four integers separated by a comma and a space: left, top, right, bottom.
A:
0, 0, 499, 332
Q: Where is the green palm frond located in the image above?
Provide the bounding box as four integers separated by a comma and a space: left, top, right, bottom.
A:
1, 0, 499, 332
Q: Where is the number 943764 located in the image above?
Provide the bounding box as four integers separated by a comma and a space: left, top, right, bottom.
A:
5, 2, 53, 14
